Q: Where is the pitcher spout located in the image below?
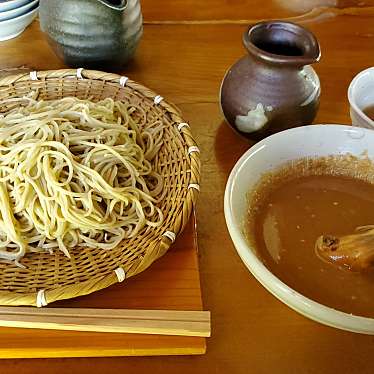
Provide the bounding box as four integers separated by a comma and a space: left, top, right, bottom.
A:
243, 21, 321, 67
97, 0, 127, 11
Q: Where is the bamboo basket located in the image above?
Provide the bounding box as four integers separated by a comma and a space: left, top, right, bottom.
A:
0, 68, 200, 306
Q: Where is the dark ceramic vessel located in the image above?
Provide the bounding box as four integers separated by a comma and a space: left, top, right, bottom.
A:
220, 21, 321, 141
39, 0, 143, 69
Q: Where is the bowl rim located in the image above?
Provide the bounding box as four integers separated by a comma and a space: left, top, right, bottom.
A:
0, 1, 37, 24
348, 67, 374, 127
0, 0, 31, 11
0, 0, 37, 18
224, 124, 374, 334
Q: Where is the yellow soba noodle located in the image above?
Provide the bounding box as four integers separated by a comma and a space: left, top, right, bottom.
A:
0, 93, 164, 266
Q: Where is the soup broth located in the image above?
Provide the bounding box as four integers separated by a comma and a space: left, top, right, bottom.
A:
248, 156, 374, 317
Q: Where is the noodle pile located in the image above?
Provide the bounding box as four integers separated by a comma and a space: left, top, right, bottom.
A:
0, 94, 164, 266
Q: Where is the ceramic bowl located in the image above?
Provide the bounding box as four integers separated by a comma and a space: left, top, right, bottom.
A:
224, 124, 374, 334
0, 0, 31, 12
0, 2, 37, 41
348, 67, 374, 129
0, 0, 37, 21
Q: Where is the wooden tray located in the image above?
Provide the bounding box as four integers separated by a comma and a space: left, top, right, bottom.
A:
0, 215, 206, 358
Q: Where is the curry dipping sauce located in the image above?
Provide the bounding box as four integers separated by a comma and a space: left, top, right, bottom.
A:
247, 155, 374, 318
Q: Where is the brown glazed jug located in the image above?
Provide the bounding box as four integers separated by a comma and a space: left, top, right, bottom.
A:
220, 21, 321, 141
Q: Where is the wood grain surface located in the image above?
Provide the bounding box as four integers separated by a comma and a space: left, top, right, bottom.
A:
0, 217, 206, 358
1, 0, 374, 372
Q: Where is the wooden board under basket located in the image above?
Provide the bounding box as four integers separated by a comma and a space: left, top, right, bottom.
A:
0, 215, 206, 358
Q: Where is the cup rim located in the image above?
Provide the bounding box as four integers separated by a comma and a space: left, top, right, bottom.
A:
348, 67, 374, 126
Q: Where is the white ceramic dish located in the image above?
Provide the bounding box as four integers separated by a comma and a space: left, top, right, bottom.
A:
348, 67, 374, 129
224, 124, 374, 334
0, 3, 37, 41
0, 0, 37, 21
0, 0, 31, 12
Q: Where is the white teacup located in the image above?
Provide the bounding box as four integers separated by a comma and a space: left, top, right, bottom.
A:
348, 67, 374, 128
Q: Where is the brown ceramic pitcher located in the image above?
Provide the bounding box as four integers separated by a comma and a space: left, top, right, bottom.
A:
220, 21, 321, 141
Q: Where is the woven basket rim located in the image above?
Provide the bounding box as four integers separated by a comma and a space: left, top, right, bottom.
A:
0, 68, 201, 307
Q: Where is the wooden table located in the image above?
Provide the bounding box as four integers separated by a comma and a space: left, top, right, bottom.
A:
1, 0, 374, 372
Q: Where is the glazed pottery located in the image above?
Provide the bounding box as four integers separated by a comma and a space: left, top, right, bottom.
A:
225, 124, 374, 334
0, 0, 38, 22
39, 0, 143, 69
0, 3, 38, 41
348, 67, 374, 129
0, 0, 31, 12
220, 21, 321, 141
